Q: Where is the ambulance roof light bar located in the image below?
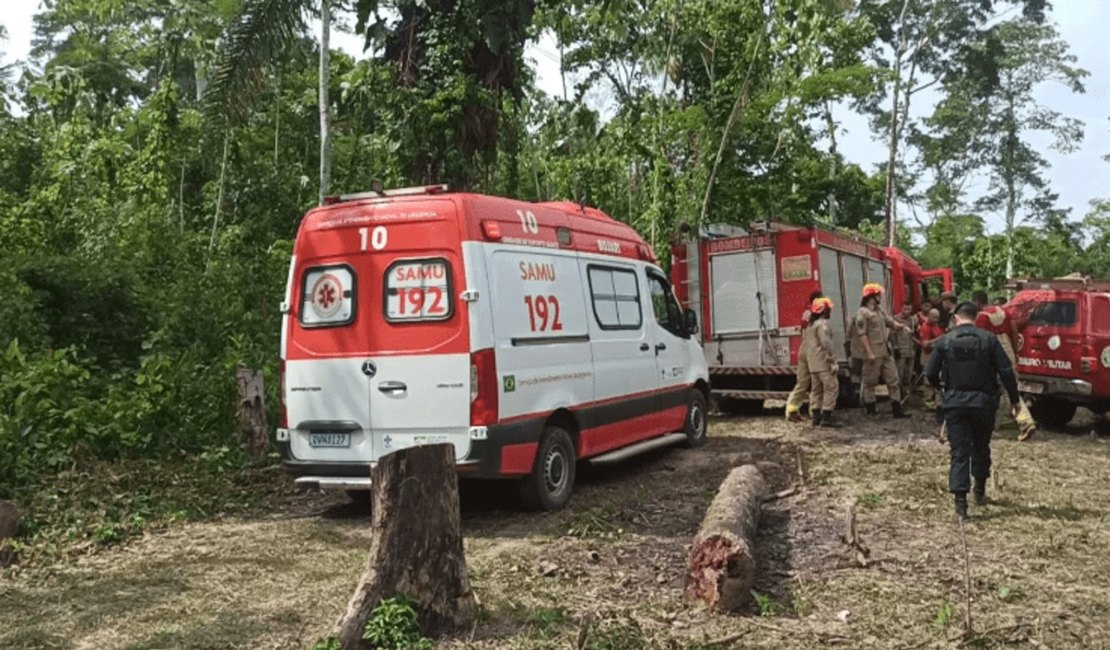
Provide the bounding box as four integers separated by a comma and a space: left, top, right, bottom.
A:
1005, 275, 1110, 292
324, 183, 450, 204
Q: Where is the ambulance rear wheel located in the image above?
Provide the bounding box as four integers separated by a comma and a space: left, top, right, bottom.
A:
1029, 398, 1077, 429
346, 490, 374, 508
520, 426, 576, 511
683, 391, 709, 448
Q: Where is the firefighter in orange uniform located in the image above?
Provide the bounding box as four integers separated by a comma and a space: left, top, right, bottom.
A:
856, 283, 911, 418
805, 297, 841, 428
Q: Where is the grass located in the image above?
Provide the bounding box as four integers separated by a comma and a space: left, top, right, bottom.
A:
0, 409, 1107, 649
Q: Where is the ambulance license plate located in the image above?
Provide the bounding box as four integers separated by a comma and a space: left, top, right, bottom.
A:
309, 433, 351, 448
1018, 381, 1044, 395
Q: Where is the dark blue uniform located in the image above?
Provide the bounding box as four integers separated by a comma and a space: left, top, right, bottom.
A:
924, 324, 1020, 497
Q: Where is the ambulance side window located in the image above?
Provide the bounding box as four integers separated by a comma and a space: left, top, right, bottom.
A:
648, 273, 687, 338
588, 266, 642, 330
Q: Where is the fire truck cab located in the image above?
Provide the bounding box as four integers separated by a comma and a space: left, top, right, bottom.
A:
670, 222, 952, 410
277, 186, 709, 510
1008, 277, 1110, 427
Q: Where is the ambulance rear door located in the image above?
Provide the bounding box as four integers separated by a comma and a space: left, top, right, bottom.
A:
286, 200, 470, 467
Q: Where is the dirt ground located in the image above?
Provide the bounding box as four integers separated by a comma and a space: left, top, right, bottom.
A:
2, 405, 1109, 650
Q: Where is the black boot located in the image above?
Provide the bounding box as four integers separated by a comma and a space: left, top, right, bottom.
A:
864, 402, 877, 416
892, 401, 909, 419
819, 411, 843, 428
954, 493, 969, 521
812, 410, 823, 427
972, 481, 987, 506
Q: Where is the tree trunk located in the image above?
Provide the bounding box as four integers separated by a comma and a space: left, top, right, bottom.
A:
0, 500, 19, 540
686, 464, 767, 612
207, 132, 231, 266
318, 0, 332, 206
338, 444, 476, 648
235, 367, 269, 457
884, 0, 913, 247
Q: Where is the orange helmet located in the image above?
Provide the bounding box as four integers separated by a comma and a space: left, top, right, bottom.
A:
862, 283, 884, 299
811, 297, 833, 315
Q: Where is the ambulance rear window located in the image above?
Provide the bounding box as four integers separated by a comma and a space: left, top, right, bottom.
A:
1029, 301, 1076, 326
384, 258, 453, 322
300, 265, 356, 328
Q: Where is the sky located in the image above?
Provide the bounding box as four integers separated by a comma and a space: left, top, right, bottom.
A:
2, 1, 1106, 235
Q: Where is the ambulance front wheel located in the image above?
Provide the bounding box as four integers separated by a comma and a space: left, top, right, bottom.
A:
683, 390, 709, 448
520, 426, 576, 511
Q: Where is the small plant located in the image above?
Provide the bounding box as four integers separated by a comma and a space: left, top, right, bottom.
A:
997, 584, 1022, 602
565, 508, 621, 539
526, 606, 566, 638
859, 491, 887, 510
309, 636, 340, 650
95, 524, 122, 545
751, 591, 775, 617
587, 617, 647, 650
362, 596, 433, 650
935, 601, 956, 630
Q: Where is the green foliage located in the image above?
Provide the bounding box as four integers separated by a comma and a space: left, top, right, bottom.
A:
526, 606, 566, 638
362, 596, 433, 650
935, 601, 956, 630
752, 590, 776, 617
310, 636, 341, 650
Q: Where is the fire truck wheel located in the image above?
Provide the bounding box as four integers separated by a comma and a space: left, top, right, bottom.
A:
1029, 398, 1077, 429
520, 426, 576, 511
683, 390, 709, 448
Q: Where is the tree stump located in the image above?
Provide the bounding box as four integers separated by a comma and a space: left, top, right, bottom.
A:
685, 464, 767, 612
234, 367, 269, 457
338, 444, 476, 648
0, 500, 19, 540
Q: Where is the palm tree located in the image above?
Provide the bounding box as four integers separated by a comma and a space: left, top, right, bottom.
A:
205, 0, 332, 205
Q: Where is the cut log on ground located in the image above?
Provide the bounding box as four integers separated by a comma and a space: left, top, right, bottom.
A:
234, 367, 269, 457
686, 464, 768, 612
338, 444, 475, 649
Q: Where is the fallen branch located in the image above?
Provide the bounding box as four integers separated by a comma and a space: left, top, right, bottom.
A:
839, 503, 871, 568
763, 487, 797, 503
701, 630, 750, 647
958, 517, 973, 637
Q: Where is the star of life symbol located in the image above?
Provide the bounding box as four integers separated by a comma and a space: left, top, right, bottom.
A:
311, 274, 343, 318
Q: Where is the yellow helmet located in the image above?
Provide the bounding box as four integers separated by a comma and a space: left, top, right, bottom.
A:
811, 297, 834, 315
862, 283, 884, 299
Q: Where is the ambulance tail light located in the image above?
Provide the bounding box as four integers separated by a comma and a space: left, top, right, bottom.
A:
278, 359, 288, 428
481, 220, 502, 241
470, 348, 499, 426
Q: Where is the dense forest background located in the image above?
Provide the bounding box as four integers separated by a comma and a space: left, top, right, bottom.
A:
1, 0, 1108, 518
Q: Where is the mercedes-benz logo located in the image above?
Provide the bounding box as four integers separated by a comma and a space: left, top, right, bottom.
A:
361, 360, 377, 378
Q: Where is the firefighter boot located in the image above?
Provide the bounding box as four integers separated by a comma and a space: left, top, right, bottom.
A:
972, 481, 987, 506
812, 410, 824, 427
819, 411, 843, 428
864, 402, 877, 416
892, 401, 909, 419
954, 493, 969, 521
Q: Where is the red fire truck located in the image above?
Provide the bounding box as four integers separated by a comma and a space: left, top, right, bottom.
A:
670, 222, 952, 410
1006, 277, 1110, 427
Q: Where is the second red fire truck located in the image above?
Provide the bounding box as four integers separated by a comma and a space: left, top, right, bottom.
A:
670, 222, 953, 410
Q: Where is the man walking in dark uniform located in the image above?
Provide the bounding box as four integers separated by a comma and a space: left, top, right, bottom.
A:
924, 301, 1021, 520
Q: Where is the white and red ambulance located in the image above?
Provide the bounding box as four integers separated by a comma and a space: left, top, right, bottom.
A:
276, 186, 709, 510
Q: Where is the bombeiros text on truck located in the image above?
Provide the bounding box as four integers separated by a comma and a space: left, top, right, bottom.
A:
276, 184, 710, 510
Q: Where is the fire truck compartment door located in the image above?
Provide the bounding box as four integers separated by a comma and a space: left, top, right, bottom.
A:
710, 250, 778, 335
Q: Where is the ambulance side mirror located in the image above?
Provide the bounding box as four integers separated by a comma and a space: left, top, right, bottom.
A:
684, 309, 699, 335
